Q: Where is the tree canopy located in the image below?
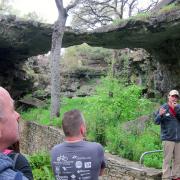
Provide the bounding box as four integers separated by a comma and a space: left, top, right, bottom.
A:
70, 0, 159, 30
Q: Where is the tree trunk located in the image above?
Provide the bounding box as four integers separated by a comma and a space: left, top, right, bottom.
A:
50, 0, 79, 119
50, 7, 67, 119
111, 49, 119, 77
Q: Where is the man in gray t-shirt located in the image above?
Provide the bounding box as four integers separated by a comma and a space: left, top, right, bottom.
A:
50, 110, 106, 180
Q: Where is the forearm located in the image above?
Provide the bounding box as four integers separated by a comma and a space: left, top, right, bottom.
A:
154, 113, 162, 125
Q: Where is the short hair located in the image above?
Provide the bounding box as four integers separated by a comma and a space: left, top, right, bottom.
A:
62, 109, 85, 137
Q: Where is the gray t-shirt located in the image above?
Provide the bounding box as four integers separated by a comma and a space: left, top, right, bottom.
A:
51, 141, 106, 180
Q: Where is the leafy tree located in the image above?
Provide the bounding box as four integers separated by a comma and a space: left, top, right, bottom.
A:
23, 11, 46, 22
50, 0, 159, 119
61, 43, 113, 71
70, 0, 159, 30
0, 1, 45, 21
0, 0, 13, 15
69, 0, 159, 80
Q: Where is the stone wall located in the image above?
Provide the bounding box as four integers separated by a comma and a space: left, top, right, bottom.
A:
19, 120, 64, 154
20, 121, 162, 180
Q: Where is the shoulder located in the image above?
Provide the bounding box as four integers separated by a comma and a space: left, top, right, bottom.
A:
8, 152, 29, 165
0, 153, 28, 180
176, 104, 180, 109
83, 141, 104, 151
0, 152, 13, 169
175, 104, 180, 114
51, 143, 66, 154
16, 153, 28, 162
52, 142, 65, 150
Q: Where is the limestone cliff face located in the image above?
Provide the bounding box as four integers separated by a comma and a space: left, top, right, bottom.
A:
0, 15, 52, 97
0, 5, 180, 97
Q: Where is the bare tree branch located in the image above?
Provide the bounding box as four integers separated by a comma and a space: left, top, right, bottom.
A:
138, 0, 159, 13
66, 0, 81, 12
70, 0, 159, 30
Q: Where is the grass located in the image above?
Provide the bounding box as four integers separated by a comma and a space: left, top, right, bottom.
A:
21, 96, 98, 128
22, 77, 162, 169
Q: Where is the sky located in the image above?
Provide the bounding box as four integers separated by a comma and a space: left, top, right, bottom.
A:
12, 0, 71, 23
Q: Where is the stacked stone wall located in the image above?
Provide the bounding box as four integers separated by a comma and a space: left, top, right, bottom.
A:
20, 121, 161, 179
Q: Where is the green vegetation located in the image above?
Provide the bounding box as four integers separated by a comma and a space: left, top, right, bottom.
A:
130, 12, 151, 21
113, 12, 151, 25
22, 77, 162, 171
28, 152, 54, 180
61, 43, 113, 71
158, 2, 180, 14
113, 2, 180, 26
0, 0, 14, 15
22, 107, 61, 127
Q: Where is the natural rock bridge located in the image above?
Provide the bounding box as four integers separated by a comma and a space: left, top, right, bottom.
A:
0, 4, 180, 96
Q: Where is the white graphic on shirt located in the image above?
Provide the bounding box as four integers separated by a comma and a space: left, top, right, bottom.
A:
56, 175, 68, 180
77, 170, 90, 173
75, 161, 83, 168
81, 176, 91, 180
77, 156, 91, 160
62, 167, 67, 171
72, 155, 78, 159
57, 154, 68, 162
71, 174, 76, 179
55, 166, 60, 173
80, 172, 90, 176
84, 162, 91, 168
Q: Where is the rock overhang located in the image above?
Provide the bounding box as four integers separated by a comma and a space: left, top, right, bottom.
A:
0, 7, 180, 63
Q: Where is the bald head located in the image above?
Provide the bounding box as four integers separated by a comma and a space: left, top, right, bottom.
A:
0, 87, 20, 151
62, 109, 85, 137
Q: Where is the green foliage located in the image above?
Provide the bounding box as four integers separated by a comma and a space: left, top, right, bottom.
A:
62, 43, 113, 71
112, 18, 126, 25
113, 3, 180, 27
77, 44, 112, 63
22, 11, 46, 22
28, 152, 54, 180
93, 77, 153, 121
112, 12, 151, 26
0, 0, 13, 14
0, 0, 21, 16
22, 107, 61, 127
22, 76, 162, 169
130, 12, 151, 21
105, 121, 162, 168
0, 1, 46, 22
158, 3, 180, 14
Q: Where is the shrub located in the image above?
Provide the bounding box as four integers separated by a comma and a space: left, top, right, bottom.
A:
85, 77, 154, 144
23, 76, 161, 169
28, 152, 54, 180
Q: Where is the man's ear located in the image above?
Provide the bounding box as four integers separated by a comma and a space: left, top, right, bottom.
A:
80, 124, 86, 137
